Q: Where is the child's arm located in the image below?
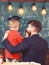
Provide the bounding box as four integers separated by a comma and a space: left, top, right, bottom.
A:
3, 30, 9, 40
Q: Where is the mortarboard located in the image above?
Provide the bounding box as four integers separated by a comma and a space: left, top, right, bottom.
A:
8, 16, 21, 20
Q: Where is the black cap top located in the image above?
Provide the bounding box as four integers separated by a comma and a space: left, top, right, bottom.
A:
8, 16, 21, 20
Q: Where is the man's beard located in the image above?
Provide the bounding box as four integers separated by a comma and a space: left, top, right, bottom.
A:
26, 29, 31, 37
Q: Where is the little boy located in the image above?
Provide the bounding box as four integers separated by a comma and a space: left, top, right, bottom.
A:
4, 16, 23, 62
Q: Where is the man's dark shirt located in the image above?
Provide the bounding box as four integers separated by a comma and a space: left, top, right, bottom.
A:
2, 34, 48, 65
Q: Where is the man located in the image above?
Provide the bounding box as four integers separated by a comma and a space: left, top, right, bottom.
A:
2, 20, 48, 65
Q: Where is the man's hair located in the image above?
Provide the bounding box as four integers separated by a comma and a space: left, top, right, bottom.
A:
28, 20, 42, 32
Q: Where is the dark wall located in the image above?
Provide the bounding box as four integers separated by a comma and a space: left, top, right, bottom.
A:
0, 2, 49, 48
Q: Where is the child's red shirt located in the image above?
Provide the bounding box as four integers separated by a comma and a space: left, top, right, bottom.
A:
5, 30, 23, 60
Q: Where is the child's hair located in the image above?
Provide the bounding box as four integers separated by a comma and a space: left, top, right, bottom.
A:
9, 20, 20, 29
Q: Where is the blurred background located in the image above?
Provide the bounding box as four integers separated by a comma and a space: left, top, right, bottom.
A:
0, 2, 49, 48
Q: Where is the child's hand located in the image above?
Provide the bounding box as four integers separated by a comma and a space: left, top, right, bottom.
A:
3, 30, 9, 40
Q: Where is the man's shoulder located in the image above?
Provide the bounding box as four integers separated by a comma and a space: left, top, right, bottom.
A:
40, 36, 47, 42
39, 36, 48, 47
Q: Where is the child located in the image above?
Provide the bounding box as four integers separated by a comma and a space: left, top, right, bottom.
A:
4, 16, 23, 62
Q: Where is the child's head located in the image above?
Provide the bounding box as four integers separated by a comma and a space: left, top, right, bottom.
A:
8, 16, 21, 30
8, 20, 20, 30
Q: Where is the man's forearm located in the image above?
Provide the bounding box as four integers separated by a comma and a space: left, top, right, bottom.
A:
2, 38, 29, 54
2, 39, 14, 53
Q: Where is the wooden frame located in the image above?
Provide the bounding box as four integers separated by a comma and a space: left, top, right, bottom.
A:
0, 0, 49, 2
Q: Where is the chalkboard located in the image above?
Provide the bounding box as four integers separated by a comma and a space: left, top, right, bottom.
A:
0, 2, 49, 48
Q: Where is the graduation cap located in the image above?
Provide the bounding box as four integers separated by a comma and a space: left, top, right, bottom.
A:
8, 16, 21, 21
